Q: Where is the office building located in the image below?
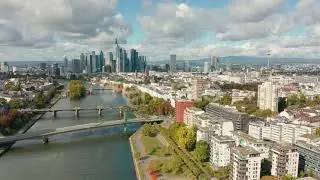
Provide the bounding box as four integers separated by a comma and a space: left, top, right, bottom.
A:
295, 141, 320, 177
204, 62, 209, 73
211, 56, 219, 71
271, 144, 299, 178
175, 100, 193, 122
130, 49, 137, 72
170, 54, 176, 73
80, 53, 85, 71
64, 56, 68, 69
230, 146, 261, 180
72, 59, 81, 73
91, 51, 96, 73
206, 103, 260, 133
258, 81, 279, 112
40, 63, 46, 71
52, 63, 60, 77
210, 136, 235, 167
115, 39, 121, 73
190, 77, 206, 100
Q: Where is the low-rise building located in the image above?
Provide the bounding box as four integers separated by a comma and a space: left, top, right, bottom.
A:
295, 140, 320, 178
271, 144, 299, 178
183, 107, 204, 127
230, 146, 261, 180
231, 89, 256, 104
210, 136, 236, 167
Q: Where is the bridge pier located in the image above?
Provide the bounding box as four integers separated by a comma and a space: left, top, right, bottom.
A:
42, 136, 49, 144
75, 109, 79, 117
98, 107, 102, 117
52, 110, 57, 118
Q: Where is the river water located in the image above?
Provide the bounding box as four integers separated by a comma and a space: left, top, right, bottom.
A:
0, 90, 137, 180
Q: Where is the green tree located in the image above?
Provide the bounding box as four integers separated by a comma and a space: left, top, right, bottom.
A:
68, 80, 86, 100
8, 99, 27, 109
260, 159, 272, 177
192, 140, 209, 162
0, 98, 7, 105
282, 175, 294, 180
176, 126, 196, 151
316, 128, 320, 135
142, 123, 159, 137
287, 94, 299, 106
219, 93, 232, 105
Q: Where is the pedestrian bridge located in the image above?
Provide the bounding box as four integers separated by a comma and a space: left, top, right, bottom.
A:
0, 118, 163, 145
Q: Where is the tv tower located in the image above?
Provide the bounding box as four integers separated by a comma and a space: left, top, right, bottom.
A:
267, 50, 271, 68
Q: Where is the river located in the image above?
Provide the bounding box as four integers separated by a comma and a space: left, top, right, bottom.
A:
0, 89, 137, 180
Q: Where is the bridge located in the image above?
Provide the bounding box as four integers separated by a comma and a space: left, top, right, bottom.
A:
0, 118, 163, 145
19, 105, 136, 118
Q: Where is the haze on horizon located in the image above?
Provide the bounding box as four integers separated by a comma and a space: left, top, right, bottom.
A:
0, 0, 319, 62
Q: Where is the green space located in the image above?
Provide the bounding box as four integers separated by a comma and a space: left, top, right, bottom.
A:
217, 82, 260, 91
68, 80, 86, 100
125, 87, 174, 116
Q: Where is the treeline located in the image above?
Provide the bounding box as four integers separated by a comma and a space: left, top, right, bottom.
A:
68, 80, 86, 100
125, 87, 174, 116
0, 109, 32, 135
218, 82, 260, 91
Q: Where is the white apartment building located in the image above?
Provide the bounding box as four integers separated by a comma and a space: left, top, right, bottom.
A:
183, 107, 204, 127
258, 81, 279, 112
230, 146, 261, 180
231, 89, 256, 104
248, 121, 315, 144
232, 131, 270, 159
190, 77, 206, 100
210, 136, 236, 167
271, 144, 299, 178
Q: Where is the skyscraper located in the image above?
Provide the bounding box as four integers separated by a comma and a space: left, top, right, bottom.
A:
130, 49, 138, 72
115, 38, 121, 73
170, 54, 177, 73
72, 59, 81, 73
204, 62, 209, 73
123, 49, 128, 72
258, 81, 279, 112
80, 53, 85, 72
91, 51, 96, 73
64, 56, 68, 72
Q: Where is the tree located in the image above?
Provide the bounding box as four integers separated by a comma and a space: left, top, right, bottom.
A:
219, 93, 232, 105
68, 80, 86, 100
176, 126, 196, 151
8, 99, 27, 109
282, 175, 294, 180
193, 140, 209, 162
260, 159, 272, 177
142, 123, 159, 137
316, 128, 320, 135
0, 98, 7, 105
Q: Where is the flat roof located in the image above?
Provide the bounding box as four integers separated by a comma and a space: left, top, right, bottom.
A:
233, 146, 260, 157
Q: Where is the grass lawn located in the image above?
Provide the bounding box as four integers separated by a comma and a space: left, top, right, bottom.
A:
141, 135, 162, 156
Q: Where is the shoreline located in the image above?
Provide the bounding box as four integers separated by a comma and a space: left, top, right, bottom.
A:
0, 94, 62, 158
129, 133, 143, 180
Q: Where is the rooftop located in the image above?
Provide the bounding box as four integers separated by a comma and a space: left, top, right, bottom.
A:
233, 146, 260, 158
212, 135, 235, 143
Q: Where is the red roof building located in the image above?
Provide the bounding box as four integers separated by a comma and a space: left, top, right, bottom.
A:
175, 100, 194, 122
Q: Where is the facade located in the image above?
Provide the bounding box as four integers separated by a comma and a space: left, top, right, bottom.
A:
295, 140, 320, 178
204, 62, 209, 73
210, 136, 235, 167
170, 54, 177, 73
233, 131, 270, 159
231, 89, 256, 104
175, 100, 193, 122
72, 59, 81, 73
271, 144, 299, 178
248, 121, 315, 143
206, 103, 260, 133
230, 146, 261, 180
258, 81, 279, 111
190, 77, 206, 100
64, 56, 68, 69
183, 107, 204, 127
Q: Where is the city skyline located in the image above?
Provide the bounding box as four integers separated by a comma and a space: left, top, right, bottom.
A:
0, 0, 319, 62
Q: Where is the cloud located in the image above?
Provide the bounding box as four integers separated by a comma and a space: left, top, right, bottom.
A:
0, 0, 131, 48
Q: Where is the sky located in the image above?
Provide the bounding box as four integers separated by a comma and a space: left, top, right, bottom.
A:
0, 0, 319, 61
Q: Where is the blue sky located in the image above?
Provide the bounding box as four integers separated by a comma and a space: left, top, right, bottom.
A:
0, 0, 319, 61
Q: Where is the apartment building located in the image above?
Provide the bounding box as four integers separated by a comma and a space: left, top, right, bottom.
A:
230, 146, 261, 180
175, 100, 194, 122
248, 121, 315, 143
206, 103, 262, 133
231, 89, 256, 104
210, 136, 236, 167
295, 140, 320, 178
233, 131, 270, 159
258, 81, 279, 112
190, 77, 206, 100
183, 107, 204, 127
271, 144, 299, 178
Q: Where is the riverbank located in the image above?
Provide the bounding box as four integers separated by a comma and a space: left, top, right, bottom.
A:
0, 93, 62, 157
